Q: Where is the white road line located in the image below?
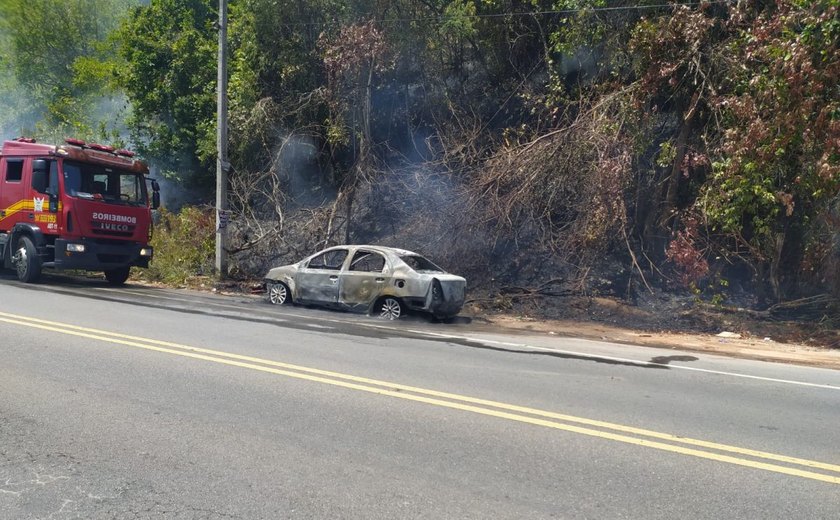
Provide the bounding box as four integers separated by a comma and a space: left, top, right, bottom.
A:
391, 329, 840, 391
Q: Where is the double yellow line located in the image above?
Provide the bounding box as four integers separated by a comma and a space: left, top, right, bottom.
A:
1, 309, 839, 486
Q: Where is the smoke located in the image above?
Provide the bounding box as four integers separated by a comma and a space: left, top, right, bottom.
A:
348, 163, 491, 275
0, 45, 40, 141
91, 94, 132, 141
558, 46, 599, 85
270, 132, 332, 207
0, 0, 141, 144
0, 103, 40, 142
146, 165, 195, 211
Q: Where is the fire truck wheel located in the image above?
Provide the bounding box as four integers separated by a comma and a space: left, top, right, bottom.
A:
14, 236, 42, 283
105, 267, 131, 286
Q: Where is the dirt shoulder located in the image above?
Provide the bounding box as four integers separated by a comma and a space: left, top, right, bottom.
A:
462, 296, 840, 370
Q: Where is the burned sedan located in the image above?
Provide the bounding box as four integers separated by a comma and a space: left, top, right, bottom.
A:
263, 245, 466, 320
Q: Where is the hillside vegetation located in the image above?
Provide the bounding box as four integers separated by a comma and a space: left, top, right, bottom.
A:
1, 1, 838, 322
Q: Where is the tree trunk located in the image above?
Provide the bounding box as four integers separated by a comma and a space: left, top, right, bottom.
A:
344, 185, 355, 244
662, 121, 691, 221
641, 102, 698, 246
769, 231, 785, 303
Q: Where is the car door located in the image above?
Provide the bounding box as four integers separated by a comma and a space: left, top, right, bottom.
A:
294, 248, 349, 305
339, 250, 390, 311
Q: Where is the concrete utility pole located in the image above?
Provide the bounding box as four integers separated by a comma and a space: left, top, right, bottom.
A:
215, 0, 229, 276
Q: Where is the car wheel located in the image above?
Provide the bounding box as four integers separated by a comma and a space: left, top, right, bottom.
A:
104, 267, 131, 285
267, 282, 291, 305
13, 236, 42, 283
378, 297, 402, 320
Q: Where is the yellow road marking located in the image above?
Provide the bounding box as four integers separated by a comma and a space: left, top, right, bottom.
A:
1, 310, 839, 485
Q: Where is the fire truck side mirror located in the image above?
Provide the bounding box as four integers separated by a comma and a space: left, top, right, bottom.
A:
151, 179, 161, 209
32, 159, 49, 193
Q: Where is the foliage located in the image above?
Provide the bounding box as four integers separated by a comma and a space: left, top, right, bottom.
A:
665, 215, 709, 287
629, 1, 839, 299
701, 1, 839, 260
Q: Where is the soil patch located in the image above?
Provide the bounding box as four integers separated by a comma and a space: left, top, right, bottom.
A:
463, 295, 840, 369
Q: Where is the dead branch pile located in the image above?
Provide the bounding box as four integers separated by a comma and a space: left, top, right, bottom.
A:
767, 295, 839, 323
222, 92, 646, 301
466, 96, 634, 266
696, 294, 839, 325
221, 88, 655, 303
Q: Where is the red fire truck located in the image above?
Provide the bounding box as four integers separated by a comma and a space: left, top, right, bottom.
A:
0, 137, 160, 284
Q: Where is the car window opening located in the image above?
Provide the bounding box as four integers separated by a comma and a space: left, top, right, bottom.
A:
350, 252, 386, 273
400, 254, 444, 273
309, 249, 348, 270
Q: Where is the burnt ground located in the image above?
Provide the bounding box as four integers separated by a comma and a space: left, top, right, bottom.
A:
459, 293, 840, 368
467, 292, 838, 345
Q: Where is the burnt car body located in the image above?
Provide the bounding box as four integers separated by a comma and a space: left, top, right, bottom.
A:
263, 245, 466, 319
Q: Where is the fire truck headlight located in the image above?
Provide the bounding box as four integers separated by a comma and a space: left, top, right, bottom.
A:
140, 248, 153, 257
66, 243, 85, 253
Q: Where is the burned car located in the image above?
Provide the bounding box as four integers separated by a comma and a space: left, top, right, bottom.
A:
263, 245, 466, 320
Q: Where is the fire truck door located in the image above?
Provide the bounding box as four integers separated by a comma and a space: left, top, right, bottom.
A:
0, 158, 28, 230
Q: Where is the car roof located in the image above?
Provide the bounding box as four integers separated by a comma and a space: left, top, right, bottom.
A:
319, 245, 420, 257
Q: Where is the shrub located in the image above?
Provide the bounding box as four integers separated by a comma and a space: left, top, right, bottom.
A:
138, 206, 216, 286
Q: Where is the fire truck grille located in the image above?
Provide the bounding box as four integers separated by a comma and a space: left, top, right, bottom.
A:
91, 221, 135, 237
93, 238, 130, 246
97, 254, 130, 264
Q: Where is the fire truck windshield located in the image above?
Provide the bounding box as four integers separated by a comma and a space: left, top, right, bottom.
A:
62, 160, 148, 206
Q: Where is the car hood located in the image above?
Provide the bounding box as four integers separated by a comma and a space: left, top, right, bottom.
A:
265, 263, 299, 280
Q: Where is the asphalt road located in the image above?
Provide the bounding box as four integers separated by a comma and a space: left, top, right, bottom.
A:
1, 273, 839, 519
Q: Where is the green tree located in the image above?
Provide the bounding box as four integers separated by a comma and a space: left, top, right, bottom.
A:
115, 0, 217, 195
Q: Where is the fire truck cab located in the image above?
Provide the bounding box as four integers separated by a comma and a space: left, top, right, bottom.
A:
0, 138, 160, 284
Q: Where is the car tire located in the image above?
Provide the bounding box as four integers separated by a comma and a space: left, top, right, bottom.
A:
104, 267, 131, 286
14, 236, 42, 283
267, 281, 291, 305
377, 296, 403, 320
